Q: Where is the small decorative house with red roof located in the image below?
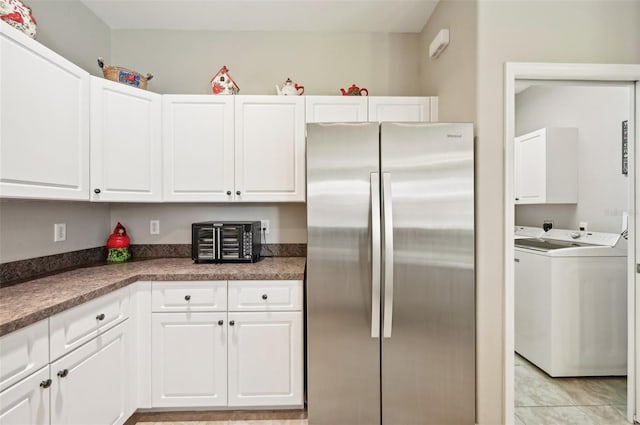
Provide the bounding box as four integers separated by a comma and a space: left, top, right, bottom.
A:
210, 65, 239, 95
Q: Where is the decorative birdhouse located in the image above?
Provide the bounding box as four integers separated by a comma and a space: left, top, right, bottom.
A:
210, 66, 239, 95
107, 222, 131, 263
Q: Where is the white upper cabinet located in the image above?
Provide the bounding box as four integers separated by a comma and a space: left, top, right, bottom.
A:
163, 96, 235, 202
0, 24, 90, 200
90, 77, 162, 202
305, 96, 368, 123
234, 96, 305, 202
514, 127, 578, 205
368, 96, 433, 122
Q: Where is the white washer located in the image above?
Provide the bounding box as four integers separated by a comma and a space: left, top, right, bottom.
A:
514, 228, 627, 377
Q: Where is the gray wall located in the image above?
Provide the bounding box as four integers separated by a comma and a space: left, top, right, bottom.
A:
111, 30, 421, 95
27, 1, 110, 76
515, 84, 631, 233
475, 1, 640, 422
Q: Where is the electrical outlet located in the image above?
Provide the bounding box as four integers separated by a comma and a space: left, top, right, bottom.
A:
261, 219, 270, 235
54, 223, 66, 242
150, 220, 160, 235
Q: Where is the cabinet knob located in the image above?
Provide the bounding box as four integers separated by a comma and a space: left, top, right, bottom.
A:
514, 258, 520, 263
229, 320, 235, 326
57, 369, 69, 378
227, 190, 232, 195
96, 313, 105, 321
262, 294, 268, 300
218, 320, 224, 326
185, 295, 191, 301
515, 198, 519, 201
94, 188, 101, 194
40, 379, 52, 389
236, 190, 241, 196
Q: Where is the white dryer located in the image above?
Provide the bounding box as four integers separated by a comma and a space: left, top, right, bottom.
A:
514, 228, 627, 377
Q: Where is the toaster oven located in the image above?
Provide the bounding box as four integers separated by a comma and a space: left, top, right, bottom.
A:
192, 221, 261, 263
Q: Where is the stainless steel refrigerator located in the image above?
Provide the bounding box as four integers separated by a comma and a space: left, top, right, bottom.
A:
306, 122, 475, 425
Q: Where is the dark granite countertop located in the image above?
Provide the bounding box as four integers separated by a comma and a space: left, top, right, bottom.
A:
0, 257, 306, 337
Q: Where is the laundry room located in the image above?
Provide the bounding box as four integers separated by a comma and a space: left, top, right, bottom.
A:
512, 81, 633, 422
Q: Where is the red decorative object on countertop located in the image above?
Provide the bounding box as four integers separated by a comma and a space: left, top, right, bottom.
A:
107, 222, 131, 262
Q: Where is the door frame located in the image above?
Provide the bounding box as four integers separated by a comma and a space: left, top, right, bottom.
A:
503, 62, 640, 423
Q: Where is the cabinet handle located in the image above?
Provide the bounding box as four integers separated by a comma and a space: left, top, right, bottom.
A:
94, 188, 101, 194
229, 320, 235, 326
236, 190, 241, 196
227, 190, 232, 195
262, 294, 268, 300
185, 295, 191, 301
40, 379, 52, 389
96, 313, 105, 321
57, 369, 69, 378
514, 258, 520, 263
218, 320, 224, 326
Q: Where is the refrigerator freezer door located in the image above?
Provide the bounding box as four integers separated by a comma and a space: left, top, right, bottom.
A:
380, 122, 475, 425
306, 123, 382, 425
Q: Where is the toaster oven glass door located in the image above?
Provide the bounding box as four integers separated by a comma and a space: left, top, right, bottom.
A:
221, 224, 242, 260
196, 226, 216, 260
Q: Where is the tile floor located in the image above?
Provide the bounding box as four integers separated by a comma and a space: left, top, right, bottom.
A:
515, 353, 628, 424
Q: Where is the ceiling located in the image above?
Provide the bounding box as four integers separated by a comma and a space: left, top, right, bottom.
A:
79, 0, 439, 33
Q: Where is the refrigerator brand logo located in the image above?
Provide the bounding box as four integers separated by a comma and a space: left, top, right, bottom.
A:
447, 134, 463, 138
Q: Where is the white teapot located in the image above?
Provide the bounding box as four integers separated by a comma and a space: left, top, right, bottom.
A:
276, 78, 304, 96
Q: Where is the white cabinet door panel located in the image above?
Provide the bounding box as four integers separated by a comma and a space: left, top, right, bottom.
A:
0, 25, 89, 200
305, 96, 368, 123
228, 280, 303, 312
0, 365, 50, 425
368, 97, 430, 122
151, 312, 227, 407
163, 96, 235, 201
90, 77, 161, 202
0, 320, 48, 393
151, 281, 227, 313
235, 96, 305, 202
228, 312, 303, 407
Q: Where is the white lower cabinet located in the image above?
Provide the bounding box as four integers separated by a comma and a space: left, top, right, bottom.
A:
0, 366, 50, 425
227, 312, 303, 407
151, 312, 227, 407
50, 320, 130, 425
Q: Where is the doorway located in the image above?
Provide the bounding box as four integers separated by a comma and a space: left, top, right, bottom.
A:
504, 63, 640, 424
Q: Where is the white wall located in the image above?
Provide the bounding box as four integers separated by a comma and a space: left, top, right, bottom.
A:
27, 1, 111, 76
0, 200, 110, 263
475, 1, 640, 422
515, 84, 631, 233
109, 203, 307, 245
111, 30, 421, 95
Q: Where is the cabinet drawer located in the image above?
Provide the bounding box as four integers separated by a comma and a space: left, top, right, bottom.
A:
152, 281, 227, 312
228, 280, 303, 312
50, 286, 130, 361
0, 320, 49, 393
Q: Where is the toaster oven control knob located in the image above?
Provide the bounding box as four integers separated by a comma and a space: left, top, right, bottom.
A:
262, 294, 268, 300
236, 190, 241, 196
94, 188, 101, 194
227, 190, 232, 195
185, 295, 191, 301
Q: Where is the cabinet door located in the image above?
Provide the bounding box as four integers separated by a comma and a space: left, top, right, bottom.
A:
234, 96, 305, 202
368, 97, 431, 122
50, 321, 130, 425
305, 96, 367, 123
0, 366, 50, 425
163, 96, 235, 202
228, 312, 303, 407
151, 312, 227, 407
514, 129, 546, 204
0, 25, 89, 200
90, 77, 161, 202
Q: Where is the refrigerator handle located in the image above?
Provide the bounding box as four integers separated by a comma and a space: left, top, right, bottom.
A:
370, 173, 381, 338
382, 172, 394, 338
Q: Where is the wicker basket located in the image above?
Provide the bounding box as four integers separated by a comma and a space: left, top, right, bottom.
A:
97, 57, 153, 90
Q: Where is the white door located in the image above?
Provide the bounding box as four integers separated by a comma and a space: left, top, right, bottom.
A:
163, 96, 235, 202
368, 97, 431, 122
0, 25, 90, 200
305, 96, 368, 123
50, 321, 129, 425
90, 77, 161, 202
0, 366, 50, 425
151, 312, 227, 407
234, 96, 305, 202
227, 311, 303, 407
514, 130, 546, 204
